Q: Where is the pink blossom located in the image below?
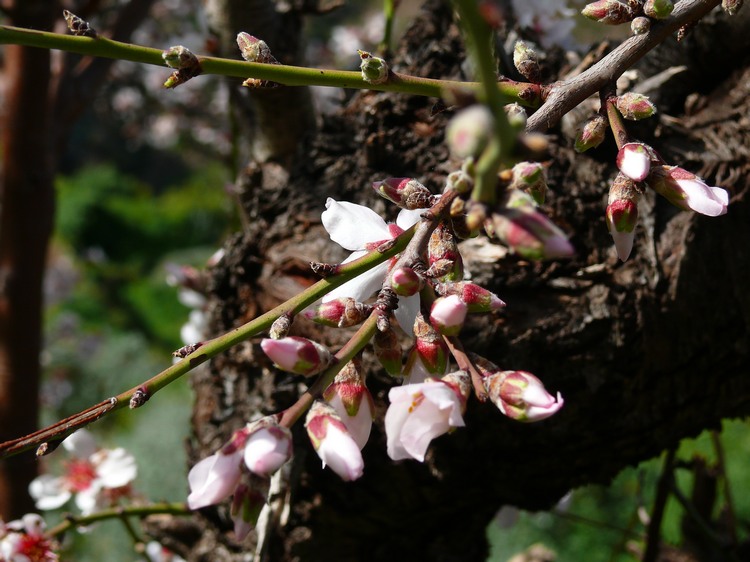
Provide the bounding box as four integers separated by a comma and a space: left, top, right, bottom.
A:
306, 401, 364, 481
485, 371, 564, 422
385, 379, 466, 462
0, 513, 58, 562
648, 165, 729, 217
243, 426, 293, 476
260, 336, 332, 376
616, 142, 651, 182
187, 447, 244, 510
429, 295, 468, 336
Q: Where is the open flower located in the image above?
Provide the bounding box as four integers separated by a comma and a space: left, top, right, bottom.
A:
28, 429, 137, 515
385, 373, 469, 462
0, 513, 58, 562
321, 198, 424, 331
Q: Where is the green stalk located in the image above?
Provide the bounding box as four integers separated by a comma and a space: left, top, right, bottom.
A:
0, 24, 541, 106
379, 0, 396, 55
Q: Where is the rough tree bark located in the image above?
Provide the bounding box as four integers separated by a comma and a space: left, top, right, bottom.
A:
170, 2, 750, 560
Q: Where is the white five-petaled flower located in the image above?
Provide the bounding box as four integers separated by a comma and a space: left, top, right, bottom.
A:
385, 380, 466, 462
321, 198, 424, 332
0, 513, 58, 562
28, 429, 137, 516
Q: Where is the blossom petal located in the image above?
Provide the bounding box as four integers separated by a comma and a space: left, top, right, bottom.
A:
323, 261, 389, 303
28, 475, 71, 510
187, 451, 243, 510
62, 429, 97, 459
94, 448, 138, 488
396, 207, 425, 231
677, 179, 728, 217
315, 422, 364, 481
322, 199, 390, 251
327, 393, 373, 450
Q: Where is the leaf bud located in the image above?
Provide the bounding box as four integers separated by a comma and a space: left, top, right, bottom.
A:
631, 16, 651, 35
581, 0, 636, 25
574, 114, 608, 153
643, 0, 674, 19
615, 92, 656, 120
372, 177, 432, 209
513, 41, 542, 83
358, 50, 389, 85
373, 327, 402, 377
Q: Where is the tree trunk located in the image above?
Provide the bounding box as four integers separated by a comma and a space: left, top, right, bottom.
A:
176, 2, 750, 560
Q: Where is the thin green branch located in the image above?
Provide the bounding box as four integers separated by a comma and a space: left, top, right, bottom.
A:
46, 502, 190, 538
379, 0, 396, 55
0, 224, 418, 459
0, 24, 541, 106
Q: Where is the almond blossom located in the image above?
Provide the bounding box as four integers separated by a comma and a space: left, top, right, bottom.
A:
647, 165, 729, 217
28, 429, 137, 515
305, 400, 364, 481
385, 372, 469, 462
321, 198, 424, 332
0, 513, 58, 562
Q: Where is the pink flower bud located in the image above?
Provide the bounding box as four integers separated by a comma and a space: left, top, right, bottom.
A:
372, 177, 432, 210
511, 161, 547, 205
575, 114, 608, 152
409, 314, 449, 375
581, 0, 636, 24
243, 425, 293, 476
305, 401, 364, 481
390, 266, 424, 297
261, 336, 332, 376
374, 327, 403, 377
491, 207, 574, 261
647, 165, 729, 217
644, 0, 674, 19
303, 298, 371, 328
616, 142, 652, 182
323, 359, 374, 449
428, 223, 463, 282
615, 92, 656, 120
607, 173, 640, 261
187, 448, 244, 510
446, 105, 494, 158
438, 282, 505, 313
513, 40, 541, 83
430, 295, 468, 336
385, 376, 467, 461
484, 370, 564, 422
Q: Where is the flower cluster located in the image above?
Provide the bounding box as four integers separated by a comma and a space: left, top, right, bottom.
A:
29, 429, 137, 516
0, 514, 58, 562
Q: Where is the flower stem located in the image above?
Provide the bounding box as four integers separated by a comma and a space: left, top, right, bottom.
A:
45, 502, 190, 538
0, 24, 541, 106
605, 94, 629, 150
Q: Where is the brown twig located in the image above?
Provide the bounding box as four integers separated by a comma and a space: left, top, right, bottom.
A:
526, 0, 722, 133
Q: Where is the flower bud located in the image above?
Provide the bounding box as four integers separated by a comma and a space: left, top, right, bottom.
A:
428, 223, 463, 282
390, 266, 424, 297
616, 142, 652, 182
631, 16, 651, 34
513, 41, 542, 83
491, 203, 574, 261
436, 282, 505, 313
162, 45, 197, 69
231, 481, 265, 541
261, 336, 332, 376
581, 0, 636, 25
305, 401, 364, 481
446, 169, 473, 194
243, 423, 293, 476
574, 114, 608, 152
446, 105, 494, 158
484, 370, 564, 422
510, 161, 547, 205
607, 173, 640, 262
429, 295, 467, 336
372, 177, 432, 210
358, 50, 389, 84
323, 358, 374, 449
615, 92, 656, 120
374, 327, 402, 377
303, 298, 372, 328
269, 313, 292, 339
504, 103, 528, 130
644, 0, 674, 19
236, 32, 278, 64
647, 165, 729, 217
409, 314, 449, 375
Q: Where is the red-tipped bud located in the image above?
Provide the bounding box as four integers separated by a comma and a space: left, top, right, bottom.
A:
484, 370, 564, 422
631, 16, 651, 34
616, 142, 652, 182
437, 282, 506, 313
243, 423, 293, 477
607, 173, 640, 262
303, 298, 371, 328
409, 314, 449, 375
615, 93, 656, 120
647, 165, 729, 217
574, 114, 608, 152
260, 336, 332, 376
390, 266, 424, 297
372, 177, 432, 210
491, 198, 574, 260
323, 359, 374, 449
511, 161, 547, 205
446, 105, 494, 158
581, 0, 636, 25
513, 40, 541, 83
644, 0, 674, 19
358, 50, 389, 84
305, 401, 364, 481
374, 327, 403, 377
429, 295, 467, 336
